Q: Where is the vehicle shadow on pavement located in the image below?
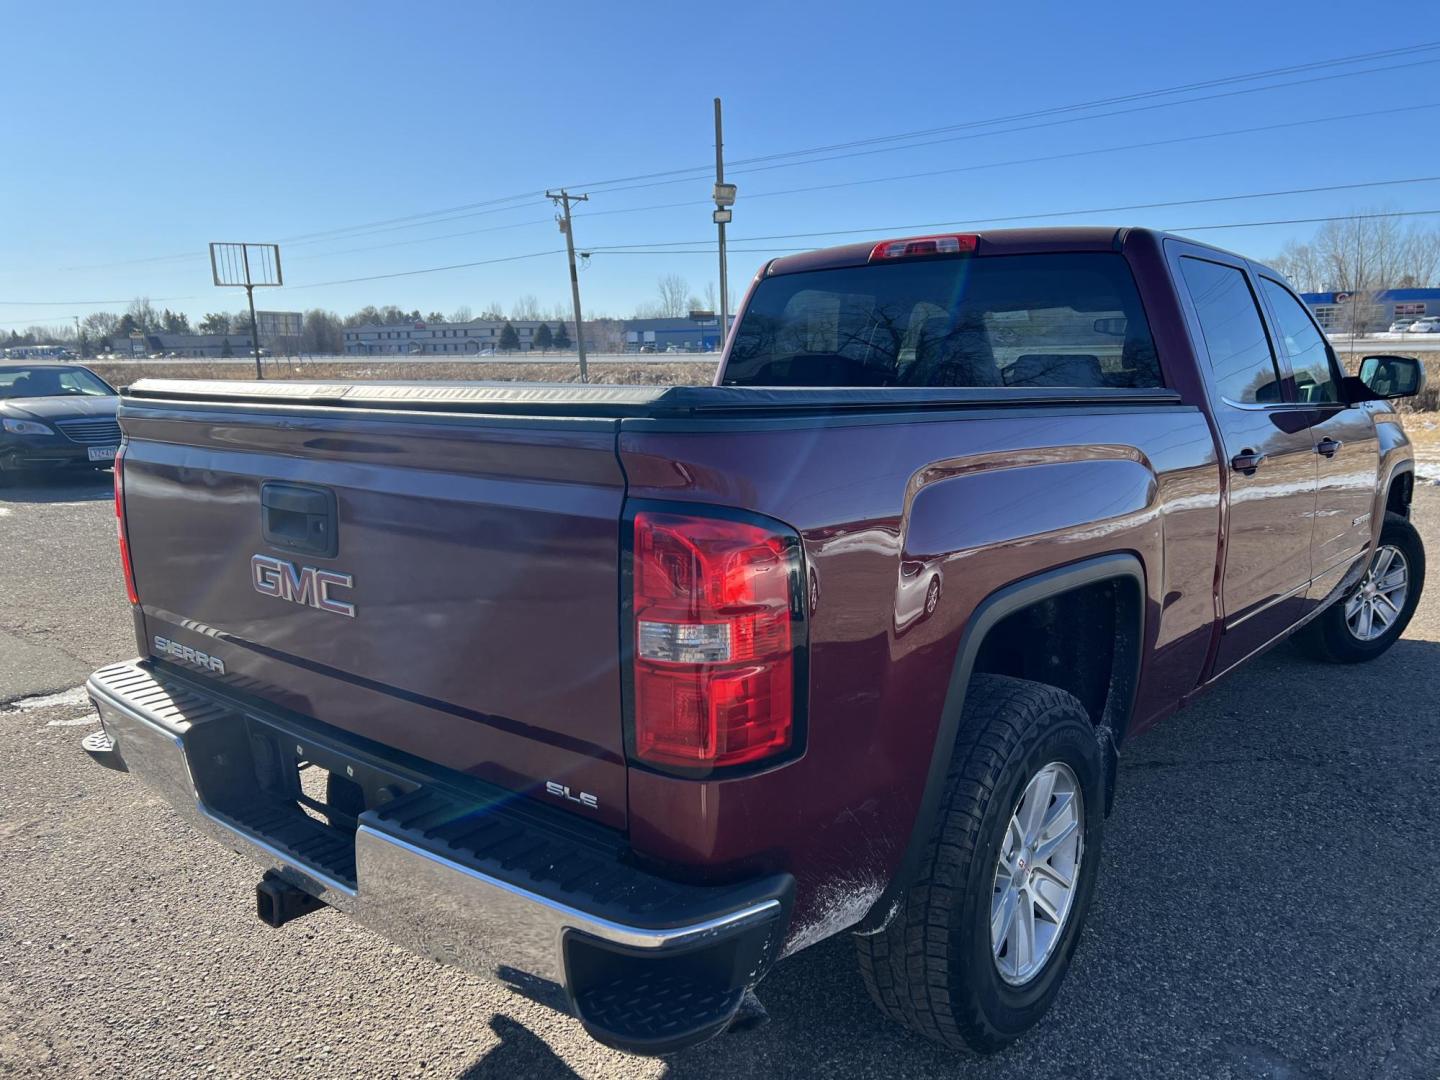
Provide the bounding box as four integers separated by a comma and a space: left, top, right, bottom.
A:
452, 635, 1440, 1079
667, 638, 1440, 1079
459, 1017, 583, 1080
0, 470, 113, 503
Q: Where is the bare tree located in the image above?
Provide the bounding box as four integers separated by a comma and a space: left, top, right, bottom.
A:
1269, 241, 1326, 293
510, 294, 543, 321
1398, 229, 1440, 287
450, 305, 474, 323
82, 312, 121, 340
703, 282, 717, 313
656, 275, 691, 318
1270, 212, 1440, 335
1312, 212, 1411, 298
127, 296, 159, 333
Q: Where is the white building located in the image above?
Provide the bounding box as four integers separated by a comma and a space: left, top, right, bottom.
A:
342, 319, 573, 355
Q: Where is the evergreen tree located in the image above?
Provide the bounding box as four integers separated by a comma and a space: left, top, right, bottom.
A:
220, 337, 234, 358
532, 322, 553, 352
499, 321, 520, 353
551, 321, 571, 350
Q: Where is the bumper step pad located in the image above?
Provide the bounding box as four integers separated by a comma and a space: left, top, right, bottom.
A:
84, 660, 794, 1055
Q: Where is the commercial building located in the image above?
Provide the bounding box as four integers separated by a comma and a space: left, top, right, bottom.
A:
622, 313, 730, 353
109, 332, 255, 358
1302, 288, 1440, 333
343, 319, 574, 355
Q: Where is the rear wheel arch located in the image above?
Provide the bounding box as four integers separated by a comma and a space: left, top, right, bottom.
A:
856, 553, 1145, 934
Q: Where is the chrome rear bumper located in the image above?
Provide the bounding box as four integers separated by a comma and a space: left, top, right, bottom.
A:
85, 661, 791, 1054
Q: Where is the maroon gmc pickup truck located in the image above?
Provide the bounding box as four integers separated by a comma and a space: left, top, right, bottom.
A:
85, 227, 1426, 1055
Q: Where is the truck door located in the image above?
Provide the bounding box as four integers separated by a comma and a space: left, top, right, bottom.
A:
1173, 251, 1319, 673
1256, 276, 1381, 604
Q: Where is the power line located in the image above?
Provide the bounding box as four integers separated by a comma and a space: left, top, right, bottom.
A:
1172, 207, 1440, 231
714, 41, 1440, 166
203, 41, 1440, 252
284, 217, 557, 262
579, 56, 1440, 202
0, 295, 198, 306
736, 103, 1440, 207
585, 214, 1440, 257
583, 174, 1440, 251
273, 249, 566, 291
48, 45, 1440, 274
556, 41, 1440, 192
276, 206, 1440, 290
185, 100, 1440, 270
15, 208, 1440, 310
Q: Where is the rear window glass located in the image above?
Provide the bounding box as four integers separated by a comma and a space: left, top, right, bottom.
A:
722, 252, 1162, 389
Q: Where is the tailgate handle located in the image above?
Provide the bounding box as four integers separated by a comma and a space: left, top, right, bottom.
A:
260, 482, 338, 559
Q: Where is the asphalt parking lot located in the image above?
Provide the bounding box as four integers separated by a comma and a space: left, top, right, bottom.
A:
2, 469, 1438, 1079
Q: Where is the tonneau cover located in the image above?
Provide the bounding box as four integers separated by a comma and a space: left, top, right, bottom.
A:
122, 378, 1182, 417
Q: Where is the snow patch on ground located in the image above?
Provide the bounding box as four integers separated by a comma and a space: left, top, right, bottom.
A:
6, 686, 97, 726
45, 714, 101, 727
1413, 455, 1440, 485
6, 686, 90, 712
783, 876, 887, 956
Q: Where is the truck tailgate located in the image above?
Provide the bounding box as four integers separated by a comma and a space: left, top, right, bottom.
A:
119, 397, 629, 830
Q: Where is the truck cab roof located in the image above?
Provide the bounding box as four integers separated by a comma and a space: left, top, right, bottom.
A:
763, 226, 1273, 278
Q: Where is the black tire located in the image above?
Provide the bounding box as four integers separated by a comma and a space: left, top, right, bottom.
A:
855, 674, 1105, 1053
1298, 512, 1424, 664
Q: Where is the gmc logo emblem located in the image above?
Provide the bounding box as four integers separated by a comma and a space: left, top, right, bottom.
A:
251, 554, 356, 617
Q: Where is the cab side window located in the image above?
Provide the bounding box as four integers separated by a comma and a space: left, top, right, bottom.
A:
1260, 278, 1339, 404
1179, 257, 1283, 404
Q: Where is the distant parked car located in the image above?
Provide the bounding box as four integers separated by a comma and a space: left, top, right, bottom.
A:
1389, 320, 1416, 333
639, 345, 656, 354
0, 363, 120, 483
1408, 317, 1440, 333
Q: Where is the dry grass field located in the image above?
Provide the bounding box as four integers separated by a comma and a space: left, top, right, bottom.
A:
88, 358, 719, 388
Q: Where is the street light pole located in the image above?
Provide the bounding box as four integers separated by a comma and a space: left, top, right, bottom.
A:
548, 189, 590, 383
714, 98, 728, 339
712, 99, 737, 354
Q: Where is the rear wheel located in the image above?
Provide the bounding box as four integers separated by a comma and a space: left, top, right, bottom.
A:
1299, 512, 1424, 663
855, 674, 1105, 1052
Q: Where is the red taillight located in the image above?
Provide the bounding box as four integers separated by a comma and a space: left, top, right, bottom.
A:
868, 233, 978, 262
114, 444, 139, 605
632, 511, 801, 770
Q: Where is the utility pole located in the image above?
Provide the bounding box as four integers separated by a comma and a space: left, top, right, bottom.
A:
712, 98, 737, 351
241, 245, 263, 379
73, 315, 82, 359
547, 189, 590, 383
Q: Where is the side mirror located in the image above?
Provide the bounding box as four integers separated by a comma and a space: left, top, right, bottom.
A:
1356, 354, 1426, 399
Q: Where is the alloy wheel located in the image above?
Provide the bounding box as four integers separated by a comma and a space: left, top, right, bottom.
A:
991, 761, 1084, 986
1345, 544, 1409, 642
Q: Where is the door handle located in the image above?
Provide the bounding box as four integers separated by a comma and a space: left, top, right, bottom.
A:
1230, 450, 1267, 475
1316, 437, 1343, 458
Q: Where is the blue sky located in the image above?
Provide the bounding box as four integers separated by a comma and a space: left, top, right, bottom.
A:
3, 0, 1438, 330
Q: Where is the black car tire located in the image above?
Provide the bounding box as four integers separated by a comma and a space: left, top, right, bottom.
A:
855, 674, 1104, 1052
1298, 512, 1424, 664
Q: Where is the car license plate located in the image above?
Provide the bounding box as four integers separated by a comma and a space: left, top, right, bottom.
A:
88, 446, 117, 462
